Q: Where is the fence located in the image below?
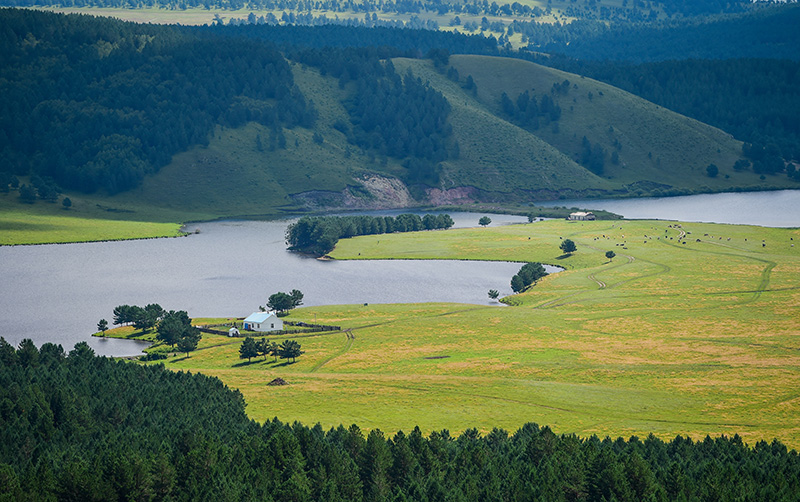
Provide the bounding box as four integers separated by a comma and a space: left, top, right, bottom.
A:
199, 321, 341, 337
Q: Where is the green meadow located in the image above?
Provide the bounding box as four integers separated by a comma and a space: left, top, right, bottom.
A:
112, 218, 800, 447
0, 209, 184, 246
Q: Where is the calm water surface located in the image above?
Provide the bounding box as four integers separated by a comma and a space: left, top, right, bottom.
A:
0, 212, 531, 356
4, 192, 798, 357
541, 190, 800, 227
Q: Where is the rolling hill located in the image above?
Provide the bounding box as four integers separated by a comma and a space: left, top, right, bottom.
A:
109, 55, 785, 219
2, 10, 795, 222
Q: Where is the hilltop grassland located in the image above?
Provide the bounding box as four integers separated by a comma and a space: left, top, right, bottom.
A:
146, 219, 800, 447
442, 55, 753, 193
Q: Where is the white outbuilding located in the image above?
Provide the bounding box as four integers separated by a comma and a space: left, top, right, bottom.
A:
243, 311, 283, 332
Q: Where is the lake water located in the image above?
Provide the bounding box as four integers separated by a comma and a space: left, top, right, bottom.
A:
3, 192, 798, 357
539, 189, 800, 228
0, 212, 532, 357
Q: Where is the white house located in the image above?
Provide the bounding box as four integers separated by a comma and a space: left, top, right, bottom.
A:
242, 311, 283, 332
569, 211, 596, 221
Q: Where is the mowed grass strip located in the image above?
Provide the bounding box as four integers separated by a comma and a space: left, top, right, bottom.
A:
143, 220, 800, 447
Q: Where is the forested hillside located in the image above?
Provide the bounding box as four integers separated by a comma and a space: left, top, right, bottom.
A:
526, 3, 800, 62
2, 338, 799, 501
545, 57, 800, 167
1, 7, 798, 218
0, 9, 314, 194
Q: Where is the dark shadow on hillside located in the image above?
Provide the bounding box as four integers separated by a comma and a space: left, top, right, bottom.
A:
232, 360, 262, 368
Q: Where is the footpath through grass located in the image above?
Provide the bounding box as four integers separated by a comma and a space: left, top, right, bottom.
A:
122, 219, 800, 447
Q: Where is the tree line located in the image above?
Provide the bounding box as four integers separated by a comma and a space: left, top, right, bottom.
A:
239, 337, 303, 363
499, 86, 564, 130
111, 303, 200, 355
510, 262, 548, 293
285, 213, 454, 255
2, 338, 800, 501
0, 0, 752, 23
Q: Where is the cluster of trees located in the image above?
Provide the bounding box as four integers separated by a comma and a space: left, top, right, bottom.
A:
510, 262, 548, 293
266, 289, 304, 313
239, 337, 303, 363
12, 174, 62, 204
111, 304, 200, 355
0, 9, 311, 194
226, 9, 442, 31
581, 136, 607, 175
3, 0, 749, 25
157, 310, 201, 356
0, 172, 19, 194
290, 47, 454, 183
112, 303, 166, 332
286, 213, 454, 255
500, 88, 563, 129
3, 338, 800, 500
350, 67, 453, 183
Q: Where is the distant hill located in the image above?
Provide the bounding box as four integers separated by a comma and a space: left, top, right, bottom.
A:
2, 9, 796, 221
112, 55, 790, 218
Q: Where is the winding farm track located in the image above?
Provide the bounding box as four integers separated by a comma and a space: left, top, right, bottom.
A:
532, 217, 784, 311
310, 333, 353, 373
309, 305, 492, 372
658, 232, 778, 305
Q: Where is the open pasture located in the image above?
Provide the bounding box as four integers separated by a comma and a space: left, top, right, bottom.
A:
155, 219, 800, 446
0, 208, 184, 245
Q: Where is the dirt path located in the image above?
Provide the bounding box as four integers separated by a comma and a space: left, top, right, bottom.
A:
310, 333, 354, 373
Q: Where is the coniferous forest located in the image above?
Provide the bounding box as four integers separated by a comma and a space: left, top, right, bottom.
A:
2, 6, 800, 199
2, 339, 799, 501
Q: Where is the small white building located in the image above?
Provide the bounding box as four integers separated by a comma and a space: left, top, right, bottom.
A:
228, 327, 240, 337
569, 211, 596, 221
243, 311, 283, 332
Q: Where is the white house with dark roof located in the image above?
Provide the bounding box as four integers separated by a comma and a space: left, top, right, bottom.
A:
568, 211, 596, 221
243, 311, 283, 332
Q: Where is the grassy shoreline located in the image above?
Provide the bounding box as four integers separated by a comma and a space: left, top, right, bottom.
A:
95, 218, 800, 448
0, 210, 186, 246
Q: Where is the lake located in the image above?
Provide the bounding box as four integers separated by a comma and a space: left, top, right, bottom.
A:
539, 189, 800, 228
3, 191, 798, 357
0, 212, 532, 356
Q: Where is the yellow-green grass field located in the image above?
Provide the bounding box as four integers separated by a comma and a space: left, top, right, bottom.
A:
113, 219, 800, 447
0, 209, 184, 245
0, 187, 191, 245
